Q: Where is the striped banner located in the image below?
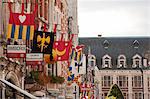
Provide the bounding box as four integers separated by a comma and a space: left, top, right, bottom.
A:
7, 24, 34, 40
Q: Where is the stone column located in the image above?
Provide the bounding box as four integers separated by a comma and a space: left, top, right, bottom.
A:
98, 73, 102, 98
128, 74, 132, 99
113, 71, 117, 84
143, 71, 148, 99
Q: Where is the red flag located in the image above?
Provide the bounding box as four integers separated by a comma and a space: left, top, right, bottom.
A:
75, 44, 85, 52
53, 24, 57, 33
8, 3, 37, 25
53, 40, 72, 61
7, 3, 38, 40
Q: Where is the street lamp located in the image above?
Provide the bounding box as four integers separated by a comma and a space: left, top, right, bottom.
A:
139, 68, 144, 99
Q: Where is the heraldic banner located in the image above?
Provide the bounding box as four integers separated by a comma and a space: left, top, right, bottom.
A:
7, 3, 37, 40
32, 31, 54, 60
53, 40, 72, 61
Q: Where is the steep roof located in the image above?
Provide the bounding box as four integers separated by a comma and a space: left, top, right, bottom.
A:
79, 37, 150, 70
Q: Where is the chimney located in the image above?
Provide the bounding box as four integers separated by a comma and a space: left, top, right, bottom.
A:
98, 34, 102, 37
143, 59, 147, 67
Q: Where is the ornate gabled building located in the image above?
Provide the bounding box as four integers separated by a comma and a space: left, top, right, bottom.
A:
79, 37, 150, 99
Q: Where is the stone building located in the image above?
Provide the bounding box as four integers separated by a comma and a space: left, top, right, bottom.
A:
0, 0, 79, 98
79, 37, 150, 99
67, 0, 79, 46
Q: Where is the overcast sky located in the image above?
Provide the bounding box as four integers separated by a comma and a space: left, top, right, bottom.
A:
78, 0, 150, 37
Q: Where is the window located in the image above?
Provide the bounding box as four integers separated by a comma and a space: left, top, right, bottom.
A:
102, 76, 113, 87
48, 64, 52, 76
102, 93, 108, 99
103, 40, 109, 49
117, 76, 128, 88
117, 55, 126, 68
132, 76, 142, 88
132, 54, 142, 68
123, 92, 128, 99
133, 40, 139, 48
148, 93, 150, 99
89, 55, 96, 67
102, 55, 112, 68
132, 92, 143, 99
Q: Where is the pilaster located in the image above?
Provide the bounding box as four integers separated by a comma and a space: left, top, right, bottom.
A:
143, 71, 148, 99
98, 73, 102, 98
113, 72, 117, 84
128, 74, 132, 99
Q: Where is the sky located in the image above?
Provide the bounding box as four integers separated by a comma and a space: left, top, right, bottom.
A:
78, 0, 150, 37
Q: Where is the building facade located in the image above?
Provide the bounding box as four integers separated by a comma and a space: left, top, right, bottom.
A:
0, 0, 79, 98
79, 37, 150, 99
67, 0, 79, 46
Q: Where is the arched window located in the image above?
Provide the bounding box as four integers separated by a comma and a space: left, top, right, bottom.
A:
132, 54, 142, 68
117, 55, 126, 68
102, 54, 111, 68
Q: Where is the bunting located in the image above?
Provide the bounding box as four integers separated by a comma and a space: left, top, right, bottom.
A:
53, 24, 57, 33
32, 31, 54, 60
71, 45, 84, 62
7, 3, 37, 40
71, 45, 84, 73
76, 45, 84, 62
67, 67, 75, 81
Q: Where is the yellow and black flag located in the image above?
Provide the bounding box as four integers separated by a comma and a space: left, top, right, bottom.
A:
32, 31, 54, 59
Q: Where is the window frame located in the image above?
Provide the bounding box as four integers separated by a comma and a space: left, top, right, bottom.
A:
132, 54, 142, 68
102, 54, 112, 68
102, 75, 113, 88
117, 55, 126, 68
132, 75, 142, 88
117, 75, 128, 88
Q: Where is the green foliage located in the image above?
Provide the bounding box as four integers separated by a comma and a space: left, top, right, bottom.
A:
30, 71, 65, 84
30, 71, 39, 82
50, 76, 65, 84
107, 84, 124, 99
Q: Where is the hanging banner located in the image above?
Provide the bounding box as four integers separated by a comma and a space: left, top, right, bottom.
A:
7, 3, 37, 40
80, 83, 91, 91
26, 53, 43, 65
7, 45, 26, 58
67, 67, 75, 81
32, 31, 54, 54
53, 40, 72, 61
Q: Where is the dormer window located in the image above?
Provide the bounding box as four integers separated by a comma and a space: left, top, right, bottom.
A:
88, 55, 96, 67
103, 40, 109, 49
117, 55, 126, 68
132, 54, 142, 68
102, 54, 111, 68
133, 40, 139, 48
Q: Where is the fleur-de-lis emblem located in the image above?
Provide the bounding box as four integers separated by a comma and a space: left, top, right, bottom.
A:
37, 33, 50, 52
